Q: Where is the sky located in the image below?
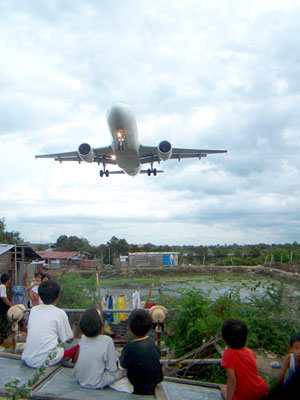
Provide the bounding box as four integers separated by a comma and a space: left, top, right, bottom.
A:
1, 0, 300, 246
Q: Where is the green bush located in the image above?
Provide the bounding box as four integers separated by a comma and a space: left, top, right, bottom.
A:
161, 284, 298, 357
56, 274, 97, 309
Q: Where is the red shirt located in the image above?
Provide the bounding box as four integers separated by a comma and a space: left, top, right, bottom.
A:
221, 347, 269, 400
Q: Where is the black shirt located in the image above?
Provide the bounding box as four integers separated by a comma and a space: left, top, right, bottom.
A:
119, 336, 163, 395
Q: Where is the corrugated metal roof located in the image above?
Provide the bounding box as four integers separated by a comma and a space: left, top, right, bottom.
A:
37, 251, 79, 260
0, 244, 15, 256
0, 244, 42, 259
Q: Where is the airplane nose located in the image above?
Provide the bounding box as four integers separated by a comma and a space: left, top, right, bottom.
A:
106, 102, 129, 123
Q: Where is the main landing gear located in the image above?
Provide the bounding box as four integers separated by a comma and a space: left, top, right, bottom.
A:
147, 163, 157, 176
99, 164, 109, 177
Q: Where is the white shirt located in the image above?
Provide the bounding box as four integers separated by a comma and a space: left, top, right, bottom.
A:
22, 304, 73, 368
31, 285, 43, 305
0, 284, 7, 298
74, 334, 120, 389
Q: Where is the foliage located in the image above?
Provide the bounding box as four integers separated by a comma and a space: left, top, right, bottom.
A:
56, 273, 97, 309
5, 350, 58, 399
0, 218, 23, 244
161, 284, 299, 359
56, 235, 93, 254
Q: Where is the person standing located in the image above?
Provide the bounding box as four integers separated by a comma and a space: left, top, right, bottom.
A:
0, 274, 13, 343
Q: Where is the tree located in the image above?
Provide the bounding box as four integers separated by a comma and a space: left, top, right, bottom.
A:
56, 235, 92, 253
0, 217, 23, 244
107, 236, 129, 258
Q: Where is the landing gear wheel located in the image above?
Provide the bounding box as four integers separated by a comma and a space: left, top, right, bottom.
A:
147, 169, 151, 176
153, 168, 157, 176
105, 170, 109, 177
100, 170, 104, 177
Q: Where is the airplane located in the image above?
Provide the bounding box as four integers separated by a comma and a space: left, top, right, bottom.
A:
35, 102, 227, 177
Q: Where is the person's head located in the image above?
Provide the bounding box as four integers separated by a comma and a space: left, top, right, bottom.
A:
289, 332, 300, 359
222, 318, 248, 349
128, 309, 152, 338
79, 308, 103, 337
38, 280, 60, 305
1, 274, 11, 286
41, 273, 50, 282
34, 272, 42, 284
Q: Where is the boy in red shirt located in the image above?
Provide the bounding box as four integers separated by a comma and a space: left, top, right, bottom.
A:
220, 318, 269, 400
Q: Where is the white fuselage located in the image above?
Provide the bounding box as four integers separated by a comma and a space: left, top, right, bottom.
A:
106, 102, 141, 176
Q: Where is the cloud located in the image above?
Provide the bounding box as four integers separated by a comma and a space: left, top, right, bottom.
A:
1, 1, 300, 246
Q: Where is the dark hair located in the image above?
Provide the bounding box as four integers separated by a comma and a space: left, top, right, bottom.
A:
34, 272, 42, 278
128, 309, 152, 337
38, 280, 60, 304
41, 273, 50, 281
222, 318, 248, 349
1, 274, 10, 284
290, 332, 300, 347
79, 308, 102, 337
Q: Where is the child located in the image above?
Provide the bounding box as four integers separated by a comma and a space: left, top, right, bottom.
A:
74, 308, 122, 389
27, 272, 42, 307
277, 332, 300, 386
220, 318, 269, 400
119, 309, 163, 395
22, 280, 74, 368
31, 273, 51, 306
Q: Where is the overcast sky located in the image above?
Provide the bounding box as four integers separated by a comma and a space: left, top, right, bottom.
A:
1, 0, 300, 246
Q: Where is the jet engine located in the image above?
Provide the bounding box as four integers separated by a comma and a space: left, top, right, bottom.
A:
78, 143, 95, 163
158, 140, 172, 161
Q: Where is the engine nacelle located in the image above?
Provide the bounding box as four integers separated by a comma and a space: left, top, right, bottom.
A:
78, 143, 94, 163
158, 140, 172, 161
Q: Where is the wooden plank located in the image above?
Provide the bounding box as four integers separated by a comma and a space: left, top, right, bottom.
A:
155, 383, 169, 400
163, 376, 220, 390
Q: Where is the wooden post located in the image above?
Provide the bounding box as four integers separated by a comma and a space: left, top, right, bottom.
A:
144, 283, 154, 309
14, 245, 17, 286
95, 269, 102, 316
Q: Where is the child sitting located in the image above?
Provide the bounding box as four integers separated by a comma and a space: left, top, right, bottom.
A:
277, 332, 300, 387
119, 309, 163, 395
22, 280, 74, 368
220, 318, 269, 400
74, 308, 122, 389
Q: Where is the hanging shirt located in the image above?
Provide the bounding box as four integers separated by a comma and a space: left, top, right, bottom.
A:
132, 291, 141, 309
113, 297, 120, 323
119, 296, 127, 321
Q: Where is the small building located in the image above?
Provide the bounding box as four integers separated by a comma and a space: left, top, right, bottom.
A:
36, 251, 100, 270
0, 244, 42, 286
128, 252, 179, 268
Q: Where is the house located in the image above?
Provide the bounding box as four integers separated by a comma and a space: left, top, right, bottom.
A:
127, 252, 180, 267
36, 251, 100, 270
0, 244, 42, 286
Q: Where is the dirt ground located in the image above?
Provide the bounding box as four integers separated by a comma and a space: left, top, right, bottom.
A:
255, 349, 283, 382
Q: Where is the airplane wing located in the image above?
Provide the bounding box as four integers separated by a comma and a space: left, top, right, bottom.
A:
35, 146, 118, 165
139, 145, 227, 164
